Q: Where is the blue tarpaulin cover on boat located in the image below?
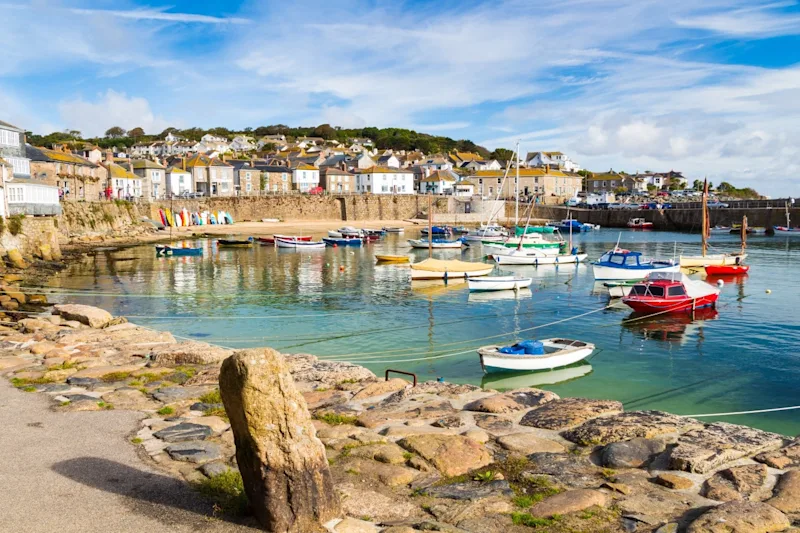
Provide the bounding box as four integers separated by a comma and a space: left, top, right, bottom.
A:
498, 340, 544, 355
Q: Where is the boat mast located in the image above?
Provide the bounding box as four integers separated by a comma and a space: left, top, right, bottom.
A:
787, 202, 791, 229
428, 194, 433, 259
741, 215, 747, 255
701, 178, 708, 257
517, 198, 535, 251
515, 140, 520, 226
568, 208, 573, 252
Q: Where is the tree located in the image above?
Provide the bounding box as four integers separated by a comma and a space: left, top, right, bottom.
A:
490, 148, 514, 161
105, 126, 126, 138
614, 186, 628, 195
647, 184, 658, 193
66, 129, 82, 139
717, 181, 735, 192
693, 179, 703, 191
312, 124, 336, 139
159, 127, 178, 139
128, 127, 145, 138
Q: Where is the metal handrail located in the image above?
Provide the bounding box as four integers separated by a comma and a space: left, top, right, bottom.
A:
385, 369, 417, 387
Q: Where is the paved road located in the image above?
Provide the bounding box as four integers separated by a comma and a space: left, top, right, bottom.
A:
0, 379, 258, 533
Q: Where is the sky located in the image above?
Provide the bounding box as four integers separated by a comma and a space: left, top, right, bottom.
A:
2, 0, 800, 196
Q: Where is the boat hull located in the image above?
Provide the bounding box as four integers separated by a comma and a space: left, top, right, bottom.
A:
275, 238, 326, 249
774, 227, 800, 236
155, 246, 202, 257
468, 276, 533, 292
593, 263, 679, 281
410, 266, 494, 280
484, 243, 561, 256
408, 239, 463, 249
679, 254, 746, 267
704, 265, 750, 275
493, 253, 587, 265
323, 238, 362, 247
624, 293, 719, 314
479, 339, 595, 373
376, 255, 410, 263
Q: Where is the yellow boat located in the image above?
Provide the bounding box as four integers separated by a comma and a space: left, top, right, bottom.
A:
376, 254, 410, 263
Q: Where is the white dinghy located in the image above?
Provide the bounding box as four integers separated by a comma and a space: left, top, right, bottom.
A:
467, 276, 532, 292
478, 338, 595, 373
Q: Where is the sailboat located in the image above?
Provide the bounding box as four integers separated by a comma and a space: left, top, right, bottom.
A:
491, 205, 586, 265
462, 158, 514, 242
679, 179, 746, 267
774, 202, 800, 235
705, 216, 750, 275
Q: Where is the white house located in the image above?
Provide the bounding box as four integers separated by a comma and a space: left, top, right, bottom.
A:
526, 151, 582, 173
418, 170, 456, 195
356, 166, 415, 194
461, 159, 501, 172
230, 136, 256, 152
199, 134, 230, 153
292, 163, 320, 192
418, 157, 453, 177
166, 166, 192, 196
376, 154, 400, 168
453, 181, 475, 197
131, 159, 166, 199
164, 132, 185, 143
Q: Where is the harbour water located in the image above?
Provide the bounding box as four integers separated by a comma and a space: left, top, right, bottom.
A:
43, 229, 800, 435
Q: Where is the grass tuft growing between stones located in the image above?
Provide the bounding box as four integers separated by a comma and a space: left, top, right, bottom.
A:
157, 406, 174, 416
314, 412, 358, 426
100, 371, 132, 383
511, 512, 561, 528
204, 407, 229, 422
194, 470, 249, 517
47, 361, 79, 371
97, 401, 114, 410
199, 389, 222, 404
131, 437, 143, 444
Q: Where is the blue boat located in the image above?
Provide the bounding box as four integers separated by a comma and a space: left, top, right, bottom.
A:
155, 245, 203, 257
421, 226, 452, 235
323, 237, 363, 247
548, 219, 591, 232
592, 248, 679, 281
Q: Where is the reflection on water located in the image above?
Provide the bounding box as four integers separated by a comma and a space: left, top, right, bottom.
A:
481, 363, 593, 391
43, 229, 800, 435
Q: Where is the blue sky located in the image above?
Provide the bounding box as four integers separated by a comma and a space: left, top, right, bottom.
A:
3, 0, 800, 195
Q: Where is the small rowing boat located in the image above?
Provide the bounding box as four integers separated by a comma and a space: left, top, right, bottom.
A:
492, 250, 587, 265
409, 258, 493, 280
704, 264, 750, 275
155, 245, 203, 257
383, 226, 404, 233
408, 239, 463, 249
468, 276, 532, 292
627, 218, 653, 229
217, 237, 254, 248
323, 237, 362, 247
478, 338, 595, 373
375, 254, 410, 263
710, 225, 732, 234
604, 280, 639, 298
275, 237, 326, 249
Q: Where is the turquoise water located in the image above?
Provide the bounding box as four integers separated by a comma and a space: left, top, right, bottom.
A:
43, 229, 800, 435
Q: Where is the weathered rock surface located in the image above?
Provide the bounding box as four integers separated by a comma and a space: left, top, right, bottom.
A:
755, 437, 800, 469
670, 422, 785, 473
766, 469, 800, 513
686, 501, 790, 533
153, 422, 213, 442
472, 413, 514, 434
703, 464, 768, 502
336, 484, 424, 523
519, 398, 623, 430
562, 410, 704, 445
463, 388, 558, 414
100, 388, 160, 411
150, 341, 233, 365
220, 348, 340, 532
398, 434, 492, 477
70, 364, 143, 379
303, 389, 351, 410
600, 438, 666, 468
333, 517, 379, 533
529, 488, 608, 518
496, 433, 566, 455
338, 458, 419, 487
655, 473, 694, 490
54, 304, 113, 328
424, 480, 513, 500
165, 441, 222, 463
285, 353, 375, 388
523, 453, 602, 489
152, 386, 211, 403
357, 399, 457, 429
351, 378, 409, 400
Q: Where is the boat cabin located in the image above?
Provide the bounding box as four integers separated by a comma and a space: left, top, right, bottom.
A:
596, 249, 649, 268
628, 278, 687, 299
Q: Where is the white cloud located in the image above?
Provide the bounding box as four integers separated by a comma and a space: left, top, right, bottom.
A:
410, 122, 471, 132
58, 90, 171, 137
67, 6, 249, 24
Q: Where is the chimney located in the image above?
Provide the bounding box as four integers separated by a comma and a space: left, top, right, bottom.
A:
105, 150, 114, 165
545, 164, 550, 174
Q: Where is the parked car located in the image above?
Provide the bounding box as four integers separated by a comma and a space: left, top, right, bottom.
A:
657, 191, 670, 197
707, 201, 729, 208
594, 202, 610, 210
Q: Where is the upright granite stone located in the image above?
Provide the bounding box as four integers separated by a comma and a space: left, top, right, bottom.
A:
219, 348, 340, 533
54, 304, 113, 329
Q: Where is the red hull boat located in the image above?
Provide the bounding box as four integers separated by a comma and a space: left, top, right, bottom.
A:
257, 235, 313, 245
623, 272, 720, 314
704, 265, 749, 275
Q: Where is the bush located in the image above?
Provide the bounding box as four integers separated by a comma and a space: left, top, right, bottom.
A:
194, 470, 248, 517
8, 214, 25, 236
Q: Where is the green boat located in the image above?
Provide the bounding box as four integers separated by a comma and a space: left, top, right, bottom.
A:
482, 240, 562, 250
515, 226, 556, 236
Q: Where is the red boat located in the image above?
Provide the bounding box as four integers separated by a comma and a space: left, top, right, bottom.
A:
622, 272, 720, 314
257, 235, 312, 245
704, 265, 749, 276
627, 218, 654, 229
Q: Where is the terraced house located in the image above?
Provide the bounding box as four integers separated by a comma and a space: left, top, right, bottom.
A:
355, 166, 415, 194
100, 153, 141, 199
0, 120, 60, 215
27, 145, 103, 201
185, 154, 234, 197
468, 167, 582, 200
131, 159, 166, 200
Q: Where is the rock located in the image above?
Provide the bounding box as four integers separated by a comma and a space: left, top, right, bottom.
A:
496, 433, 566, 455
152, 386, 210, 403
65, 377, 99, 387
654, 473, 693, 490
165, 441, 222, 463
100, 389, 160, 411
153, 422, 213, 442
670, 422, 785, 473
432, 414, 467, 429
562, 410, 704, 446
687, 501, 790, 533
351, 378, 409, 400
340, 458, 419, 487
424, 480, 512, 500
19, 319, 51, 334
336, 484, 424, 523
703, 464, 768, 502
333, 517, 379, 533
7, 249, 28, 269
346, 443, 408, 465
357, 399, 457, 429
398, 434, 492, 477
303, 389, 351, 410
463, 388, 558, 414
60, 399, 102, 411
472, 414, 514, 434
529, 489, 608, 518
755, 437, 800, 469
220, 348, 340, 532
601, 482, 632, 495
655, 524, 678, 533
0, 356, 30, 371
461, 429, 490, 444
70, 364, 143, 379
42, 368, 78, 382
381, 426, 456, 438
285, 353, 375, 388
600, 438, 666, 468
150, 341, 233, 365
54, 304, 113, 328
28, 294, 48, 305
766, 469, 800, 513
189, 402, 224, 413
200, 461, 232, 478
2, 300, 19, 311
520, 398, 624, 430
62, 393, 101, 402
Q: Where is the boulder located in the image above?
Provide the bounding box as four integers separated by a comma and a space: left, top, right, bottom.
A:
703, 464, 768, 502
496, 433, 566, 455
654, 473, 693, 490
219, 348, 340, 532
600, 438, 666, 468
333, 518, 379, 533
472, 413, 514, 434
766, 469, 800, 513
687, 501, 790, 533
755, 437, 800, 469
7, 249, 28, 269
54, 304, 114, 328
303, 389, 351, 410
529, 489, 608, 518
351, 378, 409, 400
520, 398, 623, 430
152, 386, 211, 403
284, 353, 374, 388
336, 484, 425, 523
670, 422, 785, 473
357, 399, 457, 429
337, 458, 419, 487
562, 410, 704, 446
398, 434, 492, 477
150, 341, 233, 365
463, 388, 558, 414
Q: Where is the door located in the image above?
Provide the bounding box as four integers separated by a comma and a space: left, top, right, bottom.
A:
465, 202, 471, 214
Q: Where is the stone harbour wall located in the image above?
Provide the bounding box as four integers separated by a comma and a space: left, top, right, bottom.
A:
0, 216, 62, 265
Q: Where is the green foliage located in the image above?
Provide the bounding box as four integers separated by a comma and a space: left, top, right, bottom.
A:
314, 412, 358, 425
157, 406, 174, 416
48, 361, 79, 371
100, 371, 132, 382
105, 126, 127, 138
8, 214, 24, 236
511, 512, 560, 527
473, 470, 498, 482
199, 389, 222, 404
204, 407, 229, 421
131, 437, 143, 444
22, 386, 37, 392
97, 401, 114, 410
512, 494, 536, 508
194, 470, 248, 517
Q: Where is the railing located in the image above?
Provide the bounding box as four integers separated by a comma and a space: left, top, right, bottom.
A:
385, 369, 417, 386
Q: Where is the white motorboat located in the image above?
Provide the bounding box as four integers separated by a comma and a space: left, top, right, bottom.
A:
679, 253, 746, 267
337, 226, 363, 237
462, 225, 509, 242
383, 227, 404, 233
492, 249, 588, 265
409, 258, 494, 280
408, 239, 463, 249
478, 338, 595, 373
275, 237, 327, 249
467, 276, 532, 292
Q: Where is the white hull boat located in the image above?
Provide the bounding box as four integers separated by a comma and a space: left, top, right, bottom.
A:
275, 237, 326, 249
593, 263, 679, 280
484, 243, 561, 257
468, 276, 533, 292
493, 251, 587, 265
679, 253, 746, 268
410, 258, 494, 280
479, 338, 595, 373
408, 239, 463, 249
383, 227, 404, 233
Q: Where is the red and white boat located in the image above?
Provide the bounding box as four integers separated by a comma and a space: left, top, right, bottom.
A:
622, 272, 720, 314
274, 236, 326, 249
257, 235, 312, 245
627, 218, 654, 229
704, 264, 749, 276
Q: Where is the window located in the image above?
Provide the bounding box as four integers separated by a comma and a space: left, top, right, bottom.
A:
282, 173, 287, 182
245, 183, 252, 192
245, 172, 251, 181
609, 254, 625, 265
497, 178, 502, 184
649, 285, 665, 297
344, 184, 349, 191
624, 256, 639, 266
151, 170, 160, 181
668, 286, 686, 297
0, 129, 20, 146
6, 157, 30, 176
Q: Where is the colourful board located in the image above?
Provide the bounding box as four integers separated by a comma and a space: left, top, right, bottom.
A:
166, 209, 174, 227
159, 209, 166, 226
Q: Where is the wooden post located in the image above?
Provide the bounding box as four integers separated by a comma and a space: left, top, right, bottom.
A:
428, 194, 433, 259
701, 178, 708, 257
741, 215, 747, 255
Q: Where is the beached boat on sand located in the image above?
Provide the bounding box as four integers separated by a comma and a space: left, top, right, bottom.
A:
478, 338, 595, 373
